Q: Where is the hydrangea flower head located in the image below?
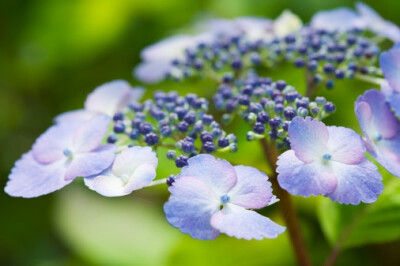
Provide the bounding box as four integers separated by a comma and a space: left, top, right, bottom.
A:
5, 114, 116, 198
277, 117, 383, 205
380, 43, 400, 116
84, 146, 158, 197
56, 80, 144, 123
355, 89, 400, 177
164, 154, 285, 240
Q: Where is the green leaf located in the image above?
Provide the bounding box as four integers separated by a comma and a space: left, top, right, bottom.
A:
53, 184, 182, 266
318, 170, 400, 249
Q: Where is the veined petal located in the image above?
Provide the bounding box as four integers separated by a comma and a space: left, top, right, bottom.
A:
380, 44, 400, 92
72, 114, 110, 153
228, 165, 273, 209
288, 116, 329, 163
210, 204, 285, 240
64, 145, 116, 181
179, 154, 237, 195
164, 177, 220, 240
84, 80, 143, 116
327, 126, 365, 165
277, 150, 337, 197
310, 8, 363, 32
356, 89, 399, 139
111, 146, 157, 178
5, 152, 71, 198
328, 159, 383, 205
32, 121, 81, 164
373, 137, 400, 177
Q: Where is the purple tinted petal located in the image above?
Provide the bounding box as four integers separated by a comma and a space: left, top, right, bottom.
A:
228, 165, 273, 209
328, 159, 383, 205
288, 117, 329, 163
84, 80, 143, 116
327, 126, 365, 164
32, 121, 81, 164
179, 154, 237, 195
277, 150, 337, 197
140, 35, 192, 62
310, 8, 363, 31
380, 45, 400, 92
5, 152, 71, 198
72, 114, 110, 153
387, 93, 400, 117
64, 145, 116, 181
164, 177, 220, 240
54, 109, 98, 124
356, 89, 399, 139
210, 204, 285, 240
134, 61, 172, 84
373, 137, 400, 177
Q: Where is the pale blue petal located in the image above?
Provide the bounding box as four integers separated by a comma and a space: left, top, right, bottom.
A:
64, 145, 116, 181
374, 137, 400, 177
134, 61, 171, 84
210, 204, 285, 240
288, 116, 329, 163
388, 93, 400, 117
327, 126, 365, 164
54, 109, 98, 124
164, 177, 220, 240
380, 43, 400, 93
328, 159, 383, 205
5, 152, 71, 198
310, 8, 363, 32
277, 150, 337, 197
228, 165, 273, 209
32, 121, 81, 164
72, 114, 110, 153
179, 154, 237, 195
140, 35, 192, 62
112, 146, 157, 177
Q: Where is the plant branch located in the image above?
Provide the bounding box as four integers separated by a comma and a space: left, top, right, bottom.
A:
260, 139, 312, 266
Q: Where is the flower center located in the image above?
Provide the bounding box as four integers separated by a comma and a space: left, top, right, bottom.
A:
63, 149, 73, 158
375, 133, 382, 142
220, 194, 230, 205
322, 153, 332, 161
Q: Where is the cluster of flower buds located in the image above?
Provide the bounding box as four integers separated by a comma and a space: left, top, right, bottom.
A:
213, 72, 335, 150
107, 90, 238, 168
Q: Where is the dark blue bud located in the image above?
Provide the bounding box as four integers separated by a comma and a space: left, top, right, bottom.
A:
200, 131, 213, 143
222, 73, 234, 83
354, 47, 363, 57
249, 103, 263, 113
238, 95, 250, 106
139, 122, 152, 134
113, 112, 124, 121
227, 133, 237, 143
129, 103, 144, 112
276, 80, 287, 91
166, 175, 175, 186
175, 155, 189, 168
203, 142, 216, 153
231, 58, 242, 70
241, 85, 253, 95
226, 99, 238, 112
250, 53, 261, 65
360, 66, 369, 74
274, 103, 284, 114
269, 117, 282, 129
178, 121, 189, 132
129, 129, 140, 140
253, 122, 265, 134
181, 141, 195, 153
307, 60, 318, 71
160, 125, 172, 137
257, 112, 269, 124
184, 111, 197, 125
285, 34, 296, 44
174, 107, 187, 120
282, 121, 290, 131
294, 58, 305, 68
335, 69, 345, 79
348, 62, 358, 71
324, 102, 336, 113
296, 100, 308, 108
144, 133, 159, 145
113, 122, 125, 133
283, 107, 297, 120
201, 114, 213, 125
347, 35, 357, 45
218, 137, 230, 148
325, 80, 335, 89
107, 134, 117, 144
269, 130, 278, 140
166, 150, 176, 160
311, 106, 320, 116
211, 121, 220, 129
315, 96, 326, 105
211, 128, 222, 138
323, 63, 335, 74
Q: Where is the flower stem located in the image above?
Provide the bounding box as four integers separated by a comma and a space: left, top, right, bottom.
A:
146, 178, 168, 187
260, 139, 312, 266
354, 74, 385, 86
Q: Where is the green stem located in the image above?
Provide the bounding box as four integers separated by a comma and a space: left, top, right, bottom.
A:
354, 74, 386, 86
260, 139, 312, 266
146, 178, 168, 187
305, 72, 319, 99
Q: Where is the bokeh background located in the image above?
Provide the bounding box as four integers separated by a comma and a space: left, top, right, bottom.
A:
1, 0, 400, 265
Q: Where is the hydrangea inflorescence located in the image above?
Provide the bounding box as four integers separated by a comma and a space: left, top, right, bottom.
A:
5, 2, 400, 247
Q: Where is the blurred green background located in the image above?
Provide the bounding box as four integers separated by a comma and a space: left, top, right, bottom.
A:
2, 0, 400, 265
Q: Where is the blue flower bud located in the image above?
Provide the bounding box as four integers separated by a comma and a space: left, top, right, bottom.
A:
201, 114, 213, 125
297, 107, 309, 117
166, 150, 176, 160
175, 155, 189, 168
203, 142, 216, 153
200, 131, 213, 143
324, 102, 336, 113
145, 133, 159, 145
294, 58, 305, 68
107, 134, 117, 144
177, 121, 189, 132
129, 129, 140, 140
113, 122, 125, 133
113, 112, 124, 121
257, 112, 269, 124
181, 141, 195, 153
282, 121, 290, 131
283, 107, 297, 120
218, 137, 230, 148
253, 122, 265, 134
269, 117, 281, 129
139, 122, 153, 134
325, 80, 335, 89
166, 175, 175, 186
276, 80, 287, 91
160, 125, 172, 137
